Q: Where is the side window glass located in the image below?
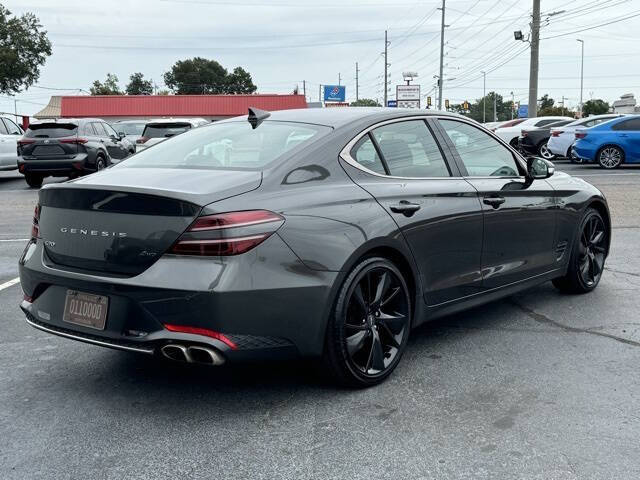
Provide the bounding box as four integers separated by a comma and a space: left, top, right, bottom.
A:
350, 135, 386, 175
0, 120, 8, 135
535, 119, 560, 127
92, 122, 107, 136
3, 118, 21, 134
83, 123, 96, 136
103, 123, 118, 137
371, 120, 450, 177
439, 119, 521, 177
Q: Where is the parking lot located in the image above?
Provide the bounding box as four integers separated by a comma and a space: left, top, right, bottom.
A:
1, 162, 639, 479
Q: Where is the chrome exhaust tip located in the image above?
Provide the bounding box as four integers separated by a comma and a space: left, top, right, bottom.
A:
161, 344, 190, 363
187, 346, 225, 366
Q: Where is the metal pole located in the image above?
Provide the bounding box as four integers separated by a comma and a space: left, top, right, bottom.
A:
338, 73, 341, 86
481, 71, 486, 123
384, 30, 388, 107
528, 0, 540, 117
511, 91, 514, 119
303, 80, 306, 100
355, 62, 359, 101
437, 0, 446, 110
14, 97, 18, 124
577, 39, 584, 116
493, 93, 497, 122
319, 84, 322, 103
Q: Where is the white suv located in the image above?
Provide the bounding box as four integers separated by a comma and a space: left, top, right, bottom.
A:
494, 116, 572, 148
136, 118, 209, 152
0, 116, 24, 171
547, 114, 622, 159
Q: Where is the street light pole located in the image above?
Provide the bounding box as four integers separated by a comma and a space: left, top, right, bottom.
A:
437, 0, 446, 110
511, 91, 514, 119
528, 0, 541, 118
481, 71, 486, 123
577, 39, 584, 116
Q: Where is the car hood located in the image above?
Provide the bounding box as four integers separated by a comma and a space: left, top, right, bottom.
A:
42, 167, 263, 207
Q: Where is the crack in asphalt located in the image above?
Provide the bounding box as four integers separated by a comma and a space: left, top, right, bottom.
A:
605, 267, 640, 278
510, 300, 640, 348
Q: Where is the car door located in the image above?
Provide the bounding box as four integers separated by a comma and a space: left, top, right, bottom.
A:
0, 118, 14, 168
611, 117, 640, 162
435, 118, 557, 289
102, 122, 129, 159
343, 118, 484, 306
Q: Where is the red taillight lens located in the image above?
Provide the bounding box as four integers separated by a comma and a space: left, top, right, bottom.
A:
163, 324, 237, 349
136, 137, 148, 144
31, 204, 40, 238
18, 138, 36, 146
575, 132, 587, 139
550, 130, 562, 137
169, 210, 284, 257
60, 137, 88, 144
23, 294, 33, 303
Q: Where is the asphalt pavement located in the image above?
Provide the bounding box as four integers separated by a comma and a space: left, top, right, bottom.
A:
0, 163, 639, 480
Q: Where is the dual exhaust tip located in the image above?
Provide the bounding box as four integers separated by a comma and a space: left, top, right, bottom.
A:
161, 344, 225, 366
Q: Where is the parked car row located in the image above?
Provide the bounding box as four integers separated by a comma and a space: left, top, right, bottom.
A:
13, 117, 209, 187
571, 115, 640, 168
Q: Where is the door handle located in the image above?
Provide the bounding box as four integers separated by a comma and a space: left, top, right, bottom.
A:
483, 196, 506, 208
390, 200, 421, 217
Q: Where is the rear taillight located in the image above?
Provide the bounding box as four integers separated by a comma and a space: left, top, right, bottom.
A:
60, 137, 88, 144
575, 132, 587, 139
169, 210, 284, 256
163, 324, 237, 349
18, 138, 35, 146
136, 137, 148, 144
550, 130, 563, 137
31, 204, 40, 239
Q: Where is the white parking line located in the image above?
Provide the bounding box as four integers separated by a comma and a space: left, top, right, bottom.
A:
0, 238, 29, 242
0, 277, 20, 291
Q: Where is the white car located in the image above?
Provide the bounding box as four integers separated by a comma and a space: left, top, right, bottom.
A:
547, 114, 622, 159
494, 116, 572, 148
136, 118, 209, 152
0, 116, 24, 171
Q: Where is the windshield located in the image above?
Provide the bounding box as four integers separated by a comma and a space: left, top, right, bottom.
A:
143, 123, 191, 139
25, 123, 78, 138
121, 121, 330, 170
115, 122, 145, 136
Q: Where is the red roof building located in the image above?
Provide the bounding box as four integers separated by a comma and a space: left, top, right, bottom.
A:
34, 94, 307, 122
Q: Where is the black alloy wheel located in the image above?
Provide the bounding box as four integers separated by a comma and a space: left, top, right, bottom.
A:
24, 173, 43, 188
553, 208, 607, 293
324, 257, 411, 387
96, 157, 106, 171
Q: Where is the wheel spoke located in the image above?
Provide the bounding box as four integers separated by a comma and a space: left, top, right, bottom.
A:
346, 330, 369, 356
381, 286, 400, 307
591, 230, 604, 245
372, 272, 391, 307
345, 321, 368, 331
378, 321, 401, 349
353, 284, 367, 312
365, 329, 386, 372
379, 311, 407, 335
592, 245, 606, 254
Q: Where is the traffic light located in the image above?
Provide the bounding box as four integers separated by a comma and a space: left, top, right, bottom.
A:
463, 100, 469, 110
427, 96, 432, 107
445, 99, 450, 109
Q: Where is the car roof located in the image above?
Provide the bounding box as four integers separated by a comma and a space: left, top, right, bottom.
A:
217, 107, 467, 129
144, 118, 207, 126
28, 118, 106, 126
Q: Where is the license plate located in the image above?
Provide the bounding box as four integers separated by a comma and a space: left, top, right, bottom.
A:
63, 290, 109, 330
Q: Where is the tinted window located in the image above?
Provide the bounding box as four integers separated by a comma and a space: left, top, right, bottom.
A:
120, 121, 329, 170
612, 118, 640, 131
351, 135, 386, 174
25, 123, 78, 138
81, 123, 96, 136
371, 120, 450, 177
103, 123, 119, 137
3, 118, 22, 135
143, 123, 191, 139
535, 118, 564, 127
0, 120, 8, 135
115, 122, 145, 135
547, 120, 572, 128
439, 119, 520, 177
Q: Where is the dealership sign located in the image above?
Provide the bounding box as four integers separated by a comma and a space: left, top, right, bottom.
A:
387, 100, 397, 107
324, 85, 346, 103
396, 85, 420, 108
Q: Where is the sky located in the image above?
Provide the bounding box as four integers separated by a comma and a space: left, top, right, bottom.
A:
2, 0, 640, 116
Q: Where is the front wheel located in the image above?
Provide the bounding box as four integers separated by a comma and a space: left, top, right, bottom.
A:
538, 141, 554, 160
323, 257, 412, 387
553, 208, 608, 293
598, 146, 623, 169
24, 173, 43, 188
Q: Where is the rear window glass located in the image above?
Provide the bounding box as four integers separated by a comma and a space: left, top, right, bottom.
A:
120, 121, 330, 170
143, 124, 191, 139
115, 123, 145, 135
25, 124, 78, 138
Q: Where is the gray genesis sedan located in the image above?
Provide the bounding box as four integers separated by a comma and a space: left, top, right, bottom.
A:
19, 108, 611, 387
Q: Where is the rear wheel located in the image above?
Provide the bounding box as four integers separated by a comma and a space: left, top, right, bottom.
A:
538, 141, 554, 160
553, 208, 608, 293
324, 257, 411, 387
24, 173, 43, 188
597, 146, 623, 169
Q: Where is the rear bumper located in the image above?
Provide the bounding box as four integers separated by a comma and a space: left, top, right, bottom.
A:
547, 136, 568, 156
18, 154, 90, 175
571, 144, 596, 162
18, 234, 338, 361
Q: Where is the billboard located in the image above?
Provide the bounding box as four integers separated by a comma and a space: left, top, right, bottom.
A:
324, 85, 346, 102
518, 104, 528, 118
396, 85, 420, 108
387, 100, 397, 107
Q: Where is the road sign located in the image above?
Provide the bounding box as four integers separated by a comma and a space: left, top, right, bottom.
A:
324, 102, 349, 107
387, 100, 397, 107
397, 100, 420, 109
396, 85, 420, 101
518, 104, 528, 118
323, 85, 346, 102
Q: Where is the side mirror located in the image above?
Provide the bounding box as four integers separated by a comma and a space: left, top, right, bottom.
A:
527, 157, 554, 180
117, 132, 126, 140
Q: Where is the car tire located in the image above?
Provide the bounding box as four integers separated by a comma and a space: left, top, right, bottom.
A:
509, 138, 519, 149
24, 173, 43, 188
323, 256, 412, 388
597, 145, 623, 169
95, 156, 106, 171
538, 141, 554, 160
552, 208, 608, 294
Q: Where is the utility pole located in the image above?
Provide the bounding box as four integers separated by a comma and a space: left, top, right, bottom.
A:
384, 30, 389, 107
528, 0, 541, 117
355, 62, 359, 101
13, 97, 17, 124
303, 80, 306, 100
577, 39, 584, 116
511, 91, 515, 119
319, 84, 322, 103
437, 0, 446, 110
338, 73, 341, 86
481, 71, 486, 123
493, 93, 497, 122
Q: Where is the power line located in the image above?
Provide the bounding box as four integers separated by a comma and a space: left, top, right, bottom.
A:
542, 9, 640, 40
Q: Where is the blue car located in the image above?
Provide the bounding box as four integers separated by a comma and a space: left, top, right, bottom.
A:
572, 115, 640, 169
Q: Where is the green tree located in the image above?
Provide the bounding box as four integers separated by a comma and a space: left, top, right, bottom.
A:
163, 57, 256, 94
539, 105, 574, 117
351, 98, 381, 107
125, 72, 153, 95
90, 73, 121, 95
538, 94, 554, 110
582, 99, 610, 116
0, 5, 51, 95
450, 92, 514, 122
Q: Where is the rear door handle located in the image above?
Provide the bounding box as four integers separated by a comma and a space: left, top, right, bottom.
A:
390, 201, 421, 217
483, 196, 506, 208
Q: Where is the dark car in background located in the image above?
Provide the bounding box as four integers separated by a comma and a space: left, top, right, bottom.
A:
17, 118, 131, 188
19, 108, 610, 387
518, 119, 574, 159
112, 120, 147, 153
